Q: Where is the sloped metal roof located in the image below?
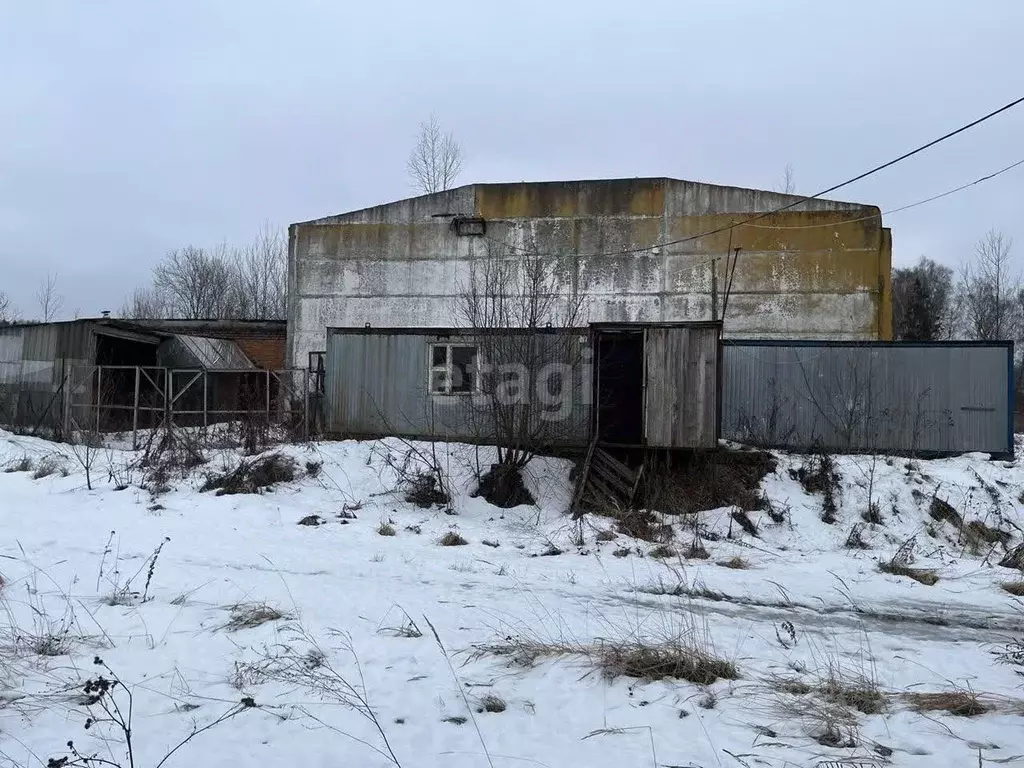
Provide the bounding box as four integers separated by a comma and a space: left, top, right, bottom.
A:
159, 334, 256, 370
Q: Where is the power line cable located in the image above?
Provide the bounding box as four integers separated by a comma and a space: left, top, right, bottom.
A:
486, 95, 1024, 257
742, 156, 1024, 230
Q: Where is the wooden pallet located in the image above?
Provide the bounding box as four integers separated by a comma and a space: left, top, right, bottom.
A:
571, 441, 644, 518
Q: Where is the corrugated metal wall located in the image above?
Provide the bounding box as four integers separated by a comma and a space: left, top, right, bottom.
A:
324, 329, 591, 444
0, 322, 96, 429
722, 341, 1013, 455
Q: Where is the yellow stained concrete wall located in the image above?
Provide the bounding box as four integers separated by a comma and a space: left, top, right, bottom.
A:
288, 178, 892, 368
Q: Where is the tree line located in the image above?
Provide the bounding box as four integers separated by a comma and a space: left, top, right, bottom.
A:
892, 229, 1019, 343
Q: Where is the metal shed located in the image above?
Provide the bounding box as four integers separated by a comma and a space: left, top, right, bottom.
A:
323, 322, 722, 449
721, 340, 1014, 457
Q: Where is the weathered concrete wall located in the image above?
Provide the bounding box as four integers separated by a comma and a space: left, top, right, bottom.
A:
288, 178, 891, 369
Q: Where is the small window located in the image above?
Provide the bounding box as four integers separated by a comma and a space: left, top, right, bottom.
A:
430, 343, 478, 395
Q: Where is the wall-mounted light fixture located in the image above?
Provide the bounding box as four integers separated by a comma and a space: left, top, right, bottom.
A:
452, 216, 486, 237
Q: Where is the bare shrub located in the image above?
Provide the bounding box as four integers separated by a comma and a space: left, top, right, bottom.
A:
905, 690, 988, 716
222, 602, 290, 631
616, 509, 673, 543
305, 460, 322, 477
595, 530, 617, 542
791, 453, 839, 522
439, 531, 468, 547
844, 524, 870, 550
862, 501, 883, 524
405, 471, 450, 508
474, 463, 535, 509
4, 455, 33, 473
139, 425, 207, 493
44, 656, 254, 768
31, 456, 65, 480
201, 452, 296, 496
612, 548, 631, 558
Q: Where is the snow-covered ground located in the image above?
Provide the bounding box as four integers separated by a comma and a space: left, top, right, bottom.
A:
1, 430, 1023, 768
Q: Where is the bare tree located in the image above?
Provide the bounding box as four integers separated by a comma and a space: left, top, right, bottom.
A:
36, 272, 65, 322
119, 286, 169, 319
775, 163, 796, 194
407, 115, 463, 194
457, 241, 586, 501
152, 245, 238, 319
959, 230, 1020, 341
892, 257, 954, 341
0, 291, 16, 324
232, 223, 287, 319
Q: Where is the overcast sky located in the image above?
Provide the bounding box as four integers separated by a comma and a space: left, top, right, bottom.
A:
1, 1, 1022, 319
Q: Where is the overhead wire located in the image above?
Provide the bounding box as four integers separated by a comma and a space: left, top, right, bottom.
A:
485, 95, 1024, 257
741, 156, 1024, 230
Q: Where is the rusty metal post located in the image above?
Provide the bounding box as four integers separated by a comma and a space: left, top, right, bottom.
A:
265, 369, 271, 427
132, 366, 140, 449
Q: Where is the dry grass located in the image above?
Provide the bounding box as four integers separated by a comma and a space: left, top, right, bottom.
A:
377, 521, 396, 537
649, 544, 676, 559
477, 694, 506, 713
475, 617, 738, 686
222, 602, 289, 631
1001, 581, 1024, 596
905, 691, 989, 717
599, 641, 737, 684
31, 457, 65, 480
716, 556, 749, 570
439, 531, 468, 547
683, 538, 710, 560
878, 560, 939, 586
595, 530, 617, 542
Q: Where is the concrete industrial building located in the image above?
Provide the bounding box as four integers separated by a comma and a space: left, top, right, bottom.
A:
286, 177, 892, 370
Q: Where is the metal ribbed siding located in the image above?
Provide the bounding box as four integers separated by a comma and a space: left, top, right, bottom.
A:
722, 341, 1013, 455
324, 329, 591, 444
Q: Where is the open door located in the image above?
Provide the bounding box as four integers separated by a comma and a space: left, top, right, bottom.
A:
594, 330, 645, 445
644, 326, 718, 448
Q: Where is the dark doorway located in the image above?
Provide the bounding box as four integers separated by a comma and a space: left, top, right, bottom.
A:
594, 331, 644, 445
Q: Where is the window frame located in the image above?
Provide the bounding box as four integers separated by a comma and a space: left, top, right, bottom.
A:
428, 342, 480, 396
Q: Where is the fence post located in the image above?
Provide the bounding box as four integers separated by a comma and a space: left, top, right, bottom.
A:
165, 368, 172, 430
265, 369, 271, 425
132, 366, 140, 450
203, 371, 208, 429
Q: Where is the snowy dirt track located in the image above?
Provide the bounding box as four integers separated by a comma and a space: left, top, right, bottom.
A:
1, 431, 1024, 768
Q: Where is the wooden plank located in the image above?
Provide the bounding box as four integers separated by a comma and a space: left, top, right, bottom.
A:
593, 448, 636, 484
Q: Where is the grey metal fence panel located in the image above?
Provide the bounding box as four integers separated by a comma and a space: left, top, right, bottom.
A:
722, 341, 1012, 455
